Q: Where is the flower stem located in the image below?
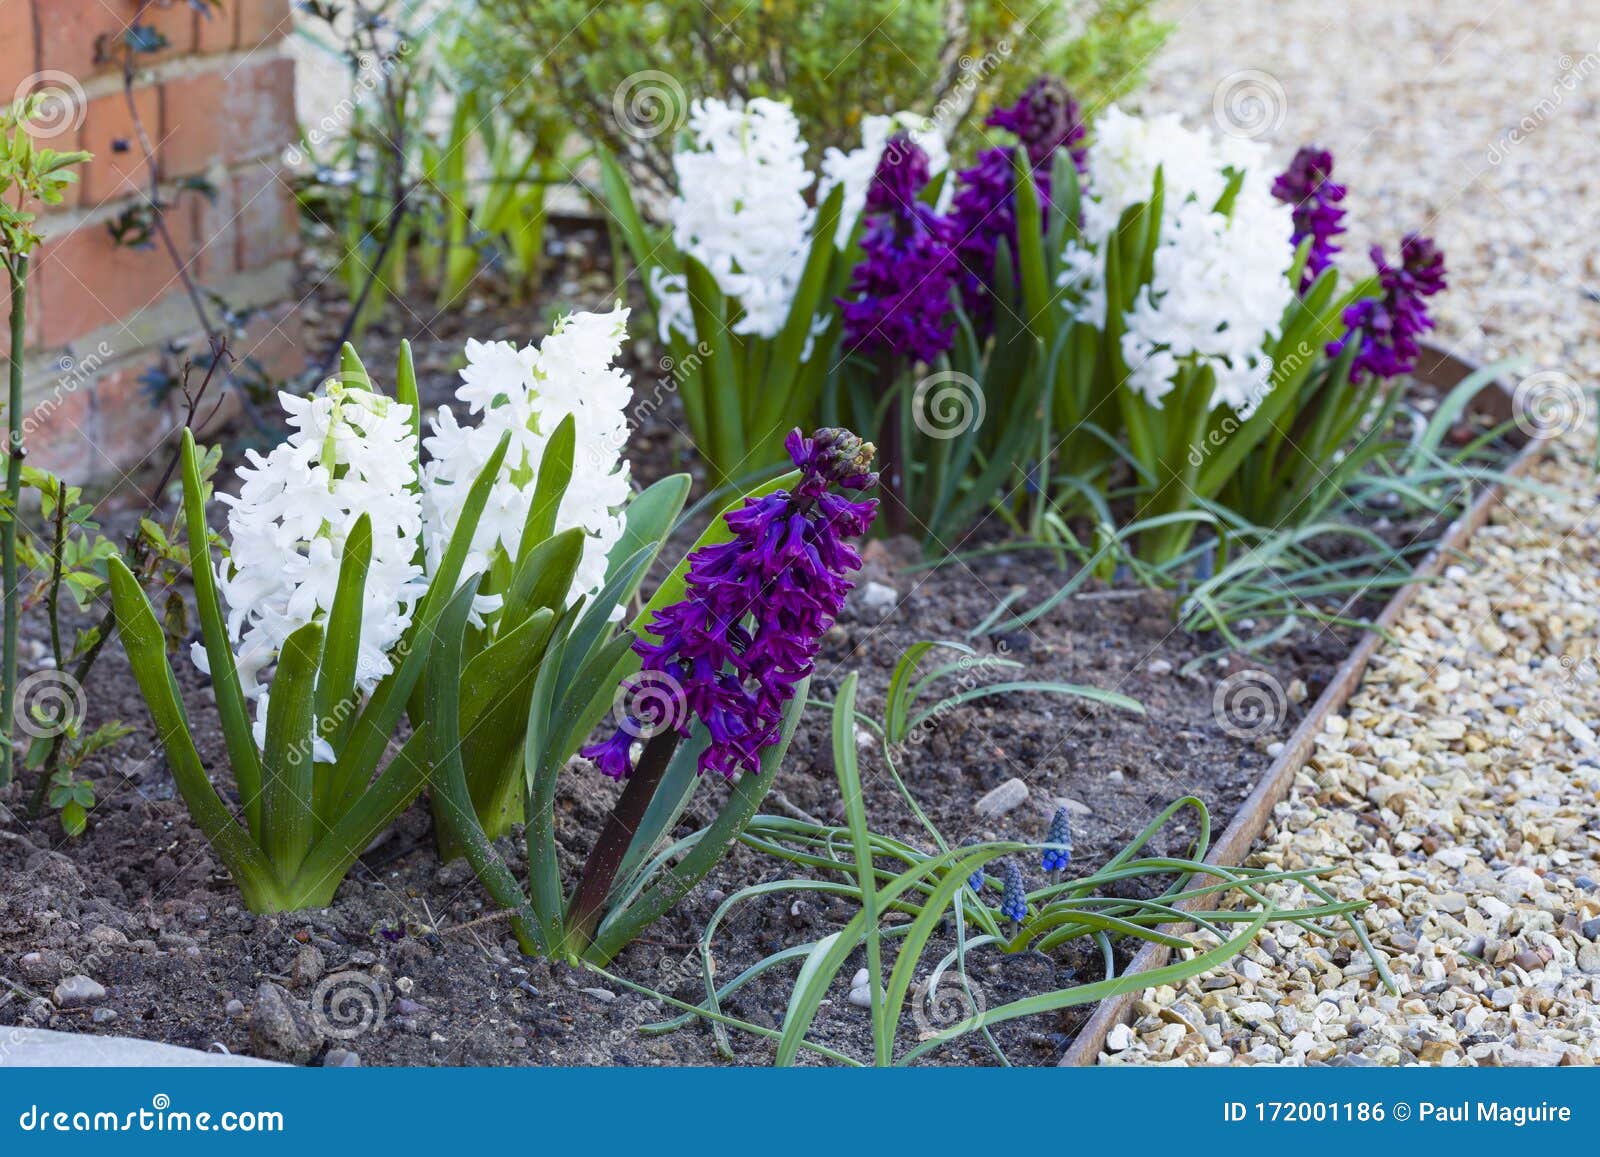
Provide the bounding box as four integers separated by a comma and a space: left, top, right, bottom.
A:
2, 257, 28, 789
565, 731, 679, 956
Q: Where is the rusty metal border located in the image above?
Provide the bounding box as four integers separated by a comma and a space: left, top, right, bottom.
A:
1058, 350, 1544, 1066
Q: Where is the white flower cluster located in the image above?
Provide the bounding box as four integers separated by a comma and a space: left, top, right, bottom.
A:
818, 110, 950, 245
421, 305, 634, 618
656, 98, 815, 342
654, 99, 951, 342
1058, 106, 1294, 414
195, 382, 425, 759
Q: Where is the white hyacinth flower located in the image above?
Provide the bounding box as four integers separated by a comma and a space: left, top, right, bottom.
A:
193, 381, 426, 760
818, 111, 950, 246
657, 97, 815, 341
1059, 106, 1294, 414
421, 305, 634, 620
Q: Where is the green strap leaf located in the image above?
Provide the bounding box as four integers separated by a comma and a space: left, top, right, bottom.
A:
179, 430, 264, 832
313, 512, 371, 770
258, 620, 324, 883
107, 558, 282, 911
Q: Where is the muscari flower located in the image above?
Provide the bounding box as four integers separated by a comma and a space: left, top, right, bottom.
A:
195, 380, 425, 759
581, 428, 879, 781
421, 305, 633, 621
838, 135, 959, 365
946, 78, 1087, 329
1000, 861, 1028, 923
1042, 806, 1073, 872
1327, 233, 1447, 384
1271, 146, 1346, 291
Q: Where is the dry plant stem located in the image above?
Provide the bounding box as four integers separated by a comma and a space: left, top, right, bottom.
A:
1, 256, 26, 787
565, 731, 679, 953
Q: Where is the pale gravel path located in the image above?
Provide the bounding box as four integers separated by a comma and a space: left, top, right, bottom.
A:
1095, 2, 1600, 1065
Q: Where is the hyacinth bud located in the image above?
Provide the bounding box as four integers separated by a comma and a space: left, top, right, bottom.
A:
1042, 805, 1073, 872
810, 427, 880, 491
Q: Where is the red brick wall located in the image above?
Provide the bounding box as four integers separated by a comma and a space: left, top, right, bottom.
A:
1, 0, 302, 486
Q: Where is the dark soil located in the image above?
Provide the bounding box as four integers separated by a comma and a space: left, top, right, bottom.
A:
0, 228, 1473, 1068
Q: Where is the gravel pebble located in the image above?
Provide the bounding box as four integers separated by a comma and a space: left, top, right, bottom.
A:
1099, 0, 1600, 1071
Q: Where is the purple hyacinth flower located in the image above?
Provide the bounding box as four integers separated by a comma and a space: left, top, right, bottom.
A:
945, 78, 1087, 331
1271, 146, 1347, 291
839, 134, 959, 364
580, 429, 879, 780
1327, 233, 1447, 383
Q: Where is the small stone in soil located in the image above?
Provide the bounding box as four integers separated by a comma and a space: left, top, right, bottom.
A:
53, 976, 106, 1008
250, 981, 326, 1065
291, 945, 325, 988
92, 1008, 118, 1025
974, 777, 1028, 818
324, 1049, 361, 1067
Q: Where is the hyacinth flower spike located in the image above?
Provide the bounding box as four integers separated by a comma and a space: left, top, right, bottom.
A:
426, 428, 880, 963
1271, 145, 1346, 292
109, 351, 517, 913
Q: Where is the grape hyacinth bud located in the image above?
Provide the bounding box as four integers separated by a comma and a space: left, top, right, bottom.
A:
1327, 233, 1447, 383
946, 78, 1087, 331
839, 135, 958, 365
1271, 146, 1347, 291
1000, 861, 1028, 923
1042, 806, 1073, 872
581, 429, 878, 781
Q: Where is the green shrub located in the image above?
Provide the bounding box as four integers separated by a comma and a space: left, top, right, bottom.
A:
460, 0, 1167, 186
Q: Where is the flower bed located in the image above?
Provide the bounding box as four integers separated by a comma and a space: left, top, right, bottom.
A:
0, 53, 1539, 1067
